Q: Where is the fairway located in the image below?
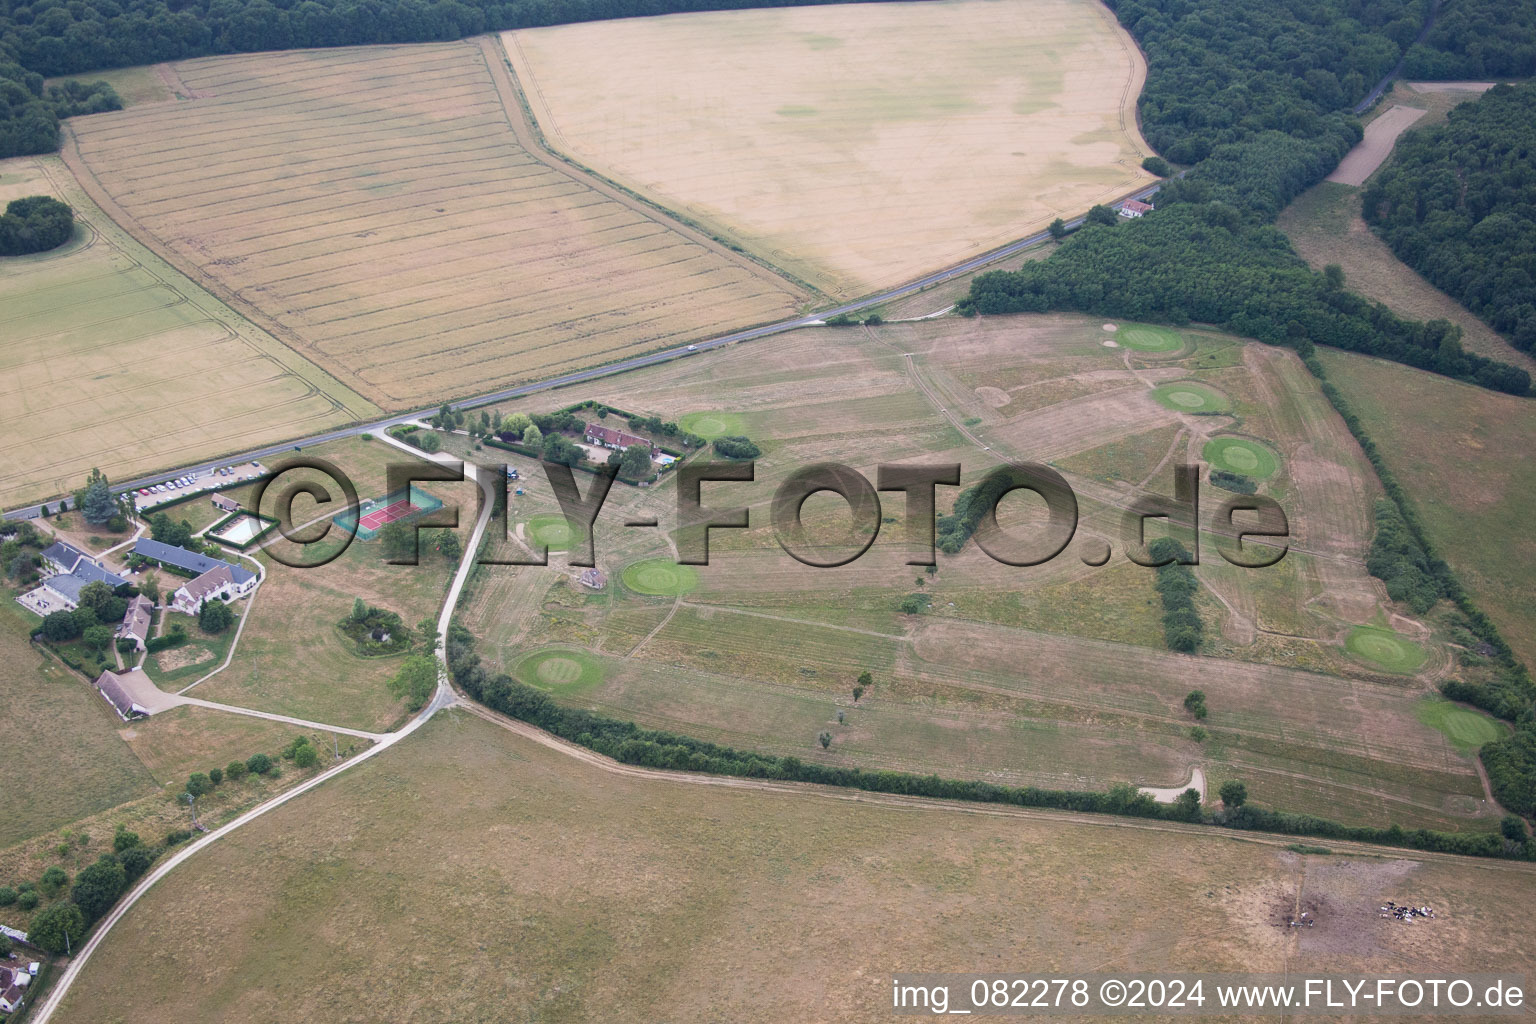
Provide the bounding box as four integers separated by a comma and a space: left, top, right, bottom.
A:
516, 648, 605, 695
1150, 382, 1230, 414
1203, 436, 1280, 479
1118, 324, 1184, 352
678, 411, 747, 440
526, 513, 585, 552
0, 155, 377, 509
1345, 626, 1425, 674
505, 0, 1153, 296
1415, 697, 1503, 754
622, 558, 699, 596
65, 42, 804, 408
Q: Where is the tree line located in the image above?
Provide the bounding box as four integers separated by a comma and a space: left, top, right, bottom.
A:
0, 60, 118, 158
444, 621, 1531, 859
960, 0, 1532, 397
1363, 81, 1536, 356
1150, 538, 1202, 653
1304, 351, 1536, 816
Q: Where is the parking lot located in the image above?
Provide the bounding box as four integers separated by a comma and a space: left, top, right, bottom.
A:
133, 461, 266, 513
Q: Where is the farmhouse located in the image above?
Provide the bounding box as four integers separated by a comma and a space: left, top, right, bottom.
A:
579, 568, 607, 589
0, 964, 27, 1014
94, 669, 152, 719
40, 538, 90, 574
1118, 199, 1154, 218
585, 423, 655, 453
117, 594, 154, 651
40, 558, 127, 611
171, 564, 254, 614
211, 493, 241, 514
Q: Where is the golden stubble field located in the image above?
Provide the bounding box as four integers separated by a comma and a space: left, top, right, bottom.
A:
505, 0, 1154, 297
0, 155, 378, 509
56, 710, 1536, 1023
64, 41, 806, 409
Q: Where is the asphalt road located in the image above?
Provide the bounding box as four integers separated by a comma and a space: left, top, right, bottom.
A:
3, 183, 1165, 522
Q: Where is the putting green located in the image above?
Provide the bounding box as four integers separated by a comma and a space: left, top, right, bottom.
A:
622, 558, 699, 596
1414, 697, 1503, 753
1151, 382, 1229, 414
1203, 437, 1279, 479
526, 514, 586, 551
679, 410, 746, 440
1345, 626, 1425, 674
515, 648, 604, 695
1119, 325, 1184, 352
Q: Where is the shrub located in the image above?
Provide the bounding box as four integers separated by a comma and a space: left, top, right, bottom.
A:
27, 901, 85, 955
113, 828, 141, 852
71, 854, 127, 922
712, 435, 761, 459
16, 889, 39, 910
119, 844, 155, 881
225, 759, 248, 781
0, 886, 15, 907
208, 767, 223, 786
39, 865, 68, 895
165, 829, 192, 846
246, 753, 274, 776
1141, 155, 1171, 177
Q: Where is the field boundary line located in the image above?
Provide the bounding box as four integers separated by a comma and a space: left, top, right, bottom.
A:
477, 35, 818, 304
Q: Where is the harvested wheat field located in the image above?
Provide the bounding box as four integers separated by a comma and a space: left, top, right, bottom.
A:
56, 711, 1536, 1024
65, 42, 805, 408
505, 0, 1153, 297
0, 155, 377, 509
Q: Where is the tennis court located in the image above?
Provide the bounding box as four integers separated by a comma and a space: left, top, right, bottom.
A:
333, 486, 446, 540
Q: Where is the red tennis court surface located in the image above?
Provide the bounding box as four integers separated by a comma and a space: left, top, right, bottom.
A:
358, 498, 419, 532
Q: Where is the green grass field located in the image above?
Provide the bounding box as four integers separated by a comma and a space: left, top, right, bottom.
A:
1345, 625, 1426, 674
1414, 696, 1504, 755
678, 411, 747, 440
1118, 324, 1185, 352
1202, 436, 1279, 479
1150, 382, 1230, 413
622, 558, 699, 596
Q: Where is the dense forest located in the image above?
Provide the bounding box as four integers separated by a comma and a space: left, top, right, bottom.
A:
0, 0, 887, 75
0, 61, 117, 156
1363, 82, 1536, 355
1404, 0, 1536, 79
961, 0, 1531, 396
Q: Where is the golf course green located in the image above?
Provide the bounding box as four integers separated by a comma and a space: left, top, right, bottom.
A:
1202, 436, 1279, 479
526, 514, 586, 551
1345, 625, 1425, 674
515, 647, 605, 695
679, 411, 747, 441
622, 558, 699, 596
1118, 324, 1184, 352
1151, 382, 1230, 414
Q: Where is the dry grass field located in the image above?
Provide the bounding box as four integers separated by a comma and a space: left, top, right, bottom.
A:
64, 41, 806, 409
1318, 349, 1536, 669
0, 596, 157, 849
0, 155, 378, 510
1278, 181, 1536, 374
505, 0, 1153, 297
56, 710, 1536, 1024
454, 315, 1492, 830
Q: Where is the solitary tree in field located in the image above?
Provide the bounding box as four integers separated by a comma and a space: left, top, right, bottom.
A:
857, 670, 873, 689
1219, 780, 1247, 807
818, 731, 832, 749
352, 597, 368, 622
852, 684, 865, 703
1048, 217, 1067, 239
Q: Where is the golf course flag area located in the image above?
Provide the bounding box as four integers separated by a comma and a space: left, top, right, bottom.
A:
1150, 382, 1231, 414
621, 559, 699, 597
